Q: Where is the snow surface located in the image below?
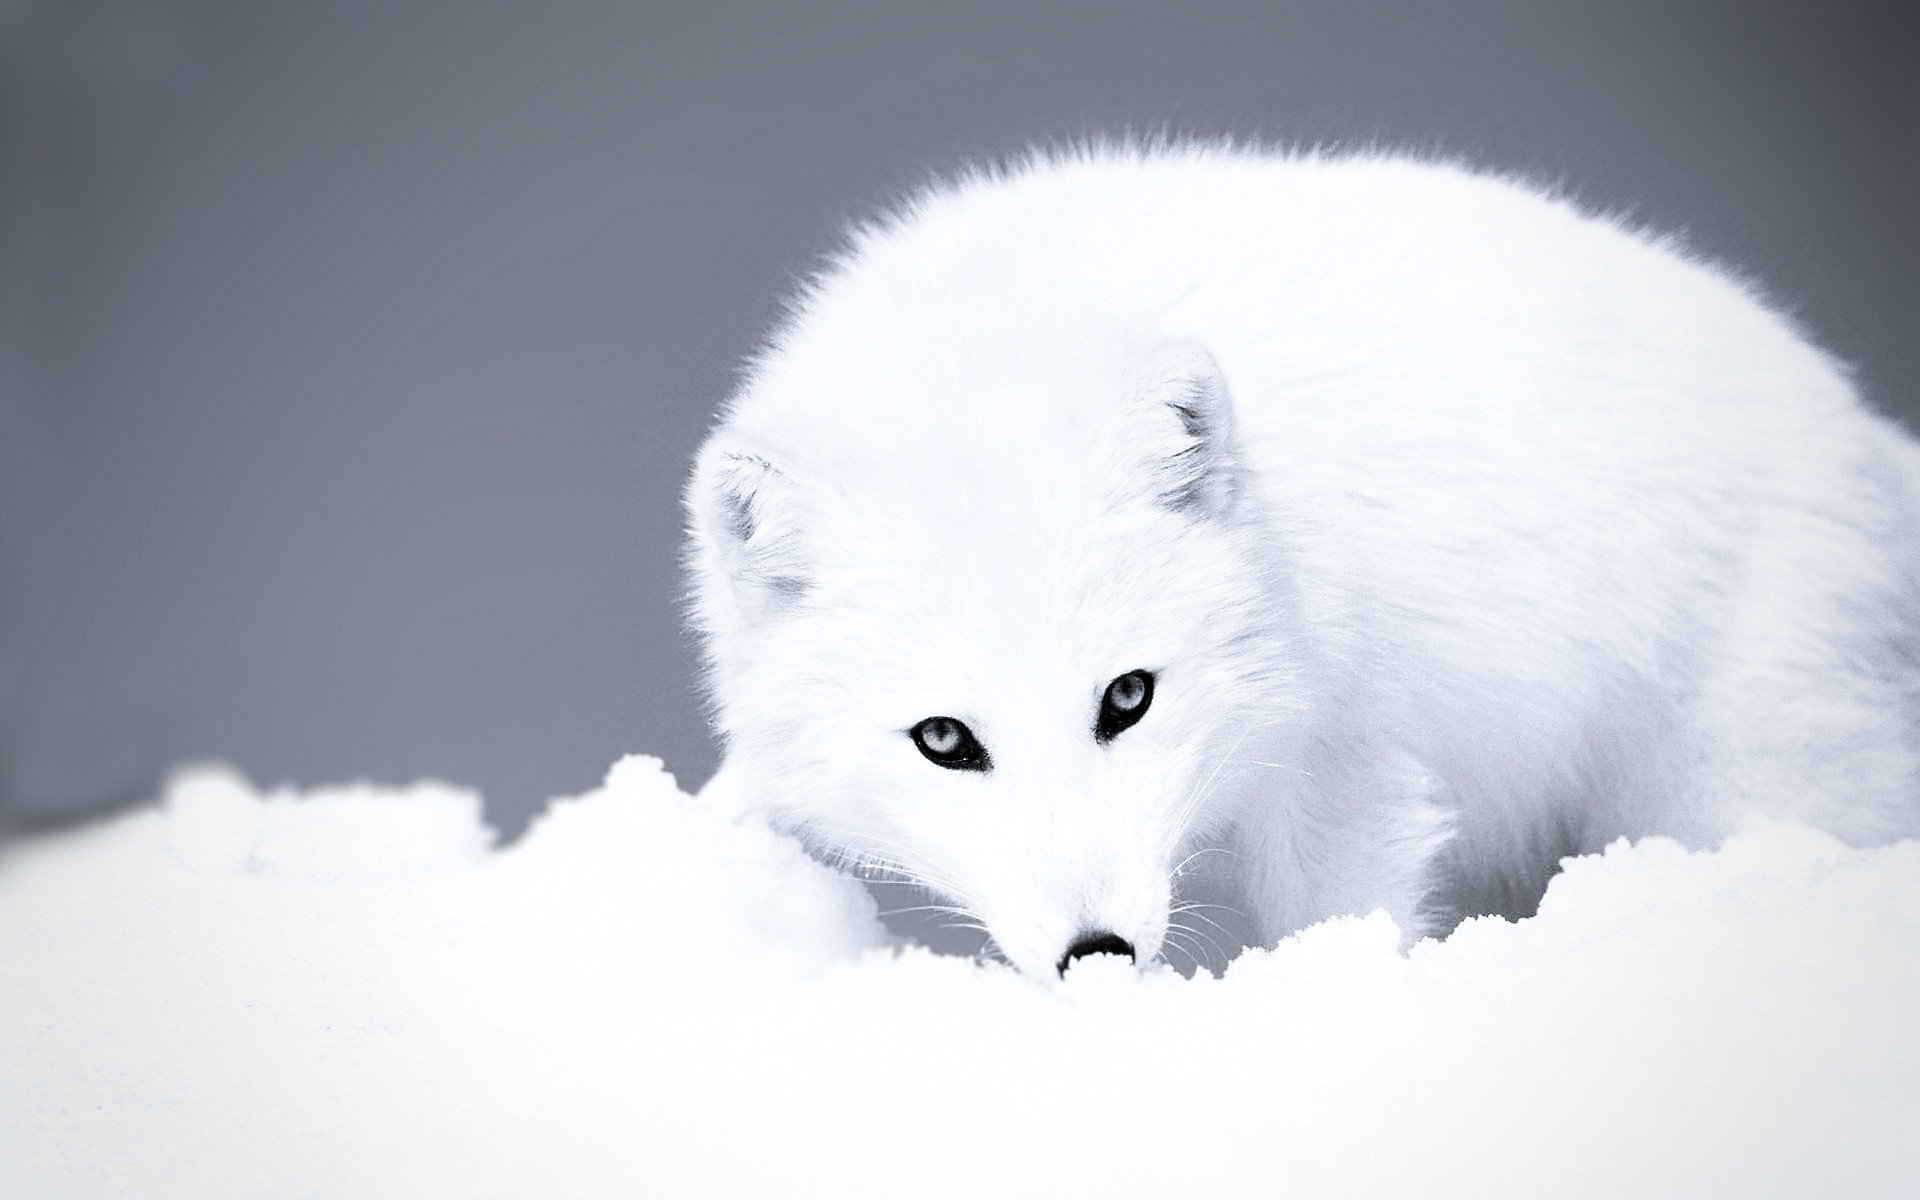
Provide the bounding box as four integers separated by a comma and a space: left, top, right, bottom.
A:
2, 755, 1916, 1199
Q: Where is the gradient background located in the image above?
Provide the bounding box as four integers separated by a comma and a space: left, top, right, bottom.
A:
3, 0, 1915, 839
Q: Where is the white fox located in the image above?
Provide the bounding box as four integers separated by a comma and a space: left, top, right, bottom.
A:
684, 145, 1920, 981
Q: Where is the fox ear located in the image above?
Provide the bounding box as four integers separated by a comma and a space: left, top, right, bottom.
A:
1131, 340, 1239, 517
690, 442, 809, 609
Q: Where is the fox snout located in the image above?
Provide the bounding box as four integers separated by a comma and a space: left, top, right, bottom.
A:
1056, 930, 1136, 976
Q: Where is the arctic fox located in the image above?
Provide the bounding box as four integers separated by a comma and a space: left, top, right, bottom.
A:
684, 145, 1920, 981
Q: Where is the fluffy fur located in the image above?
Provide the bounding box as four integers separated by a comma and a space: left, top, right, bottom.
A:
684, 144, 1920, 980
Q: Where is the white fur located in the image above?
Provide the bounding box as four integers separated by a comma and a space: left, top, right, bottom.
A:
684, 144, 1920, 980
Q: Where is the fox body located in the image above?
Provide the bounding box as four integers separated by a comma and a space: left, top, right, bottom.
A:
685, 146, 1920, 980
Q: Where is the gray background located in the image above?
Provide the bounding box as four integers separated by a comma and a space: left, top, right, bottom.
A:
3, 0, 1915, 839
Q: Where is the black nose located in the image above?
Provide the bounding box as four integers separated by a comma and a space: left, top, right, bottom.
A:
1056, 931, 1136, 977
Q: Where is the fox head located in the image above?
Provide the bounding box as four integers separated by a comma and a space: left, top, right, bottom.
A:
686, 338, 1300, 979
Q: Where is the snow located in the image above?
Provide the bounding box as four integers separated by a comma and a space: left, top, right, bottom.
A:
2, 755, 1916, 1198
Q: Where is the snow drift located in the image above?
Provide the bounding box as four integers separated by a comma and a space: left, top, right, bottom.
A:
2, 755, 1916, 1198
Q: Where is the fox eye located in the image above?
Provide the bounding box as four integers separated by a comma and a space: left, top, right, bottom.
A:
910, 716, 991, 771
1095, 670, 1155, 743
